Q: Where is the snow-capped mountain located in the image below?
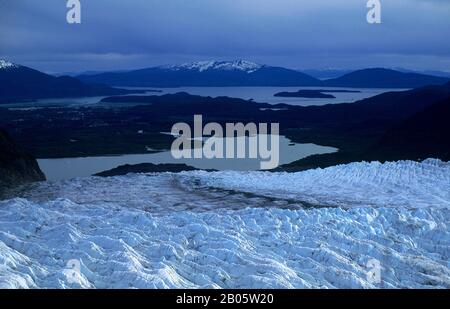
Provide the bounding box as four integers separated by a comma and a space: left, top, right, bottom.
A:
78, 60, 321, 87
163, 60, 263, 73
78, 60, 450, 88
0, 59, 18, 70
0, 159, 449, 288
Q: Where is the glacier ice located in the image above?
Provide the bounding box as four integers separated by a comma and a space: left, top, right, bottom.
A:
0, 159, 449, 288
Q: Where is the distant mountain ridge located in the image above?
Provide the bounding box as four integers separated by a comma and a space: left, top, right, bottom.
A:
78, 61, 449, 88
2, 59, 449, 103
78, 60, 322, 87
323, 68, 449, 88
0, 59, 137, 103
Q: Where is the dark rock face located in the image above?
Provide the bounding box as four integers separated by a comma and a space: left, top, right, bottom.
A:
0, 129, 45, 190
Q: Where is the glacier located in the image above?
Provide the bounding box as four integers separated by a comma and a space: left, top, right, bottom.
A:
0, 159, 449, 288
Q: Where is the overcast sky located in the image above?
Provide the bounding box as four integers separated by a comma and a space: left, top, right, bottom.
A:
0, 0, 449, 73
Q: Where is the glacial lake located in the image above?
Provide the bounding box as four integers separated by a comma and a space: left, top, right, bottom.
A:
38, 135, 338, 181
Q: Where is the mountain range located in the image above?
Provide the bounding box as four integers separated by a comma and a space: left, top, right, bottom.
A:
324, 68, 450, 88
77, 60, 449, 88
78, 60, 321, 87
1, 59, 449, 103
0, 60, 134, 103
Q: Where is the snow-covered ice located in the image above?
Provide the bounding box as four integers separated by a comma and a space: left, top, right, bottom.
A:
0, 159, 449, 288
163, 60, 263, 73
0, 59, 18, 70
191, 158, 450, 209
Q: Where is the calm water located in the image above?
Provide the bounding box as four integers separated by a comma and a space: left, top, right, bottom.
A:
38, 135, 338, 181
3, 87, 407, 109
153, 86, 406, 106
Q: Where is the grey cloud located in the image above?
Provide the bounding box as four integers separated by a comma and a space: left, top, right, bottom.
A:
0, 0, 448, 72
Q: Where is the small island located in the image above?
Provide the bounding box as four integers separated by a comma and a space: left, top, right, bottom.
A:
274, 89, 361, 98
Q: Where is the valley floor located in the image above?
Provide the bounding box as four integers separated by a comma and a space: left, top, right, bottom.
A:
0, 159, 449, 288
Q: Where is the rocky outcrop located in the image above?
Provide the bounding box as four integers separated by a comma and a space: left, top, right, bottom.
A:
0, 129, 45, 191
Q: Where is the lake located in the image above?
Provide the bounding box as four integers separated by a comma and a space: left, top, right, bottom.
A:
3, 87, 407, 109
153, 86, 405, 106
38, 135, 338, 181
